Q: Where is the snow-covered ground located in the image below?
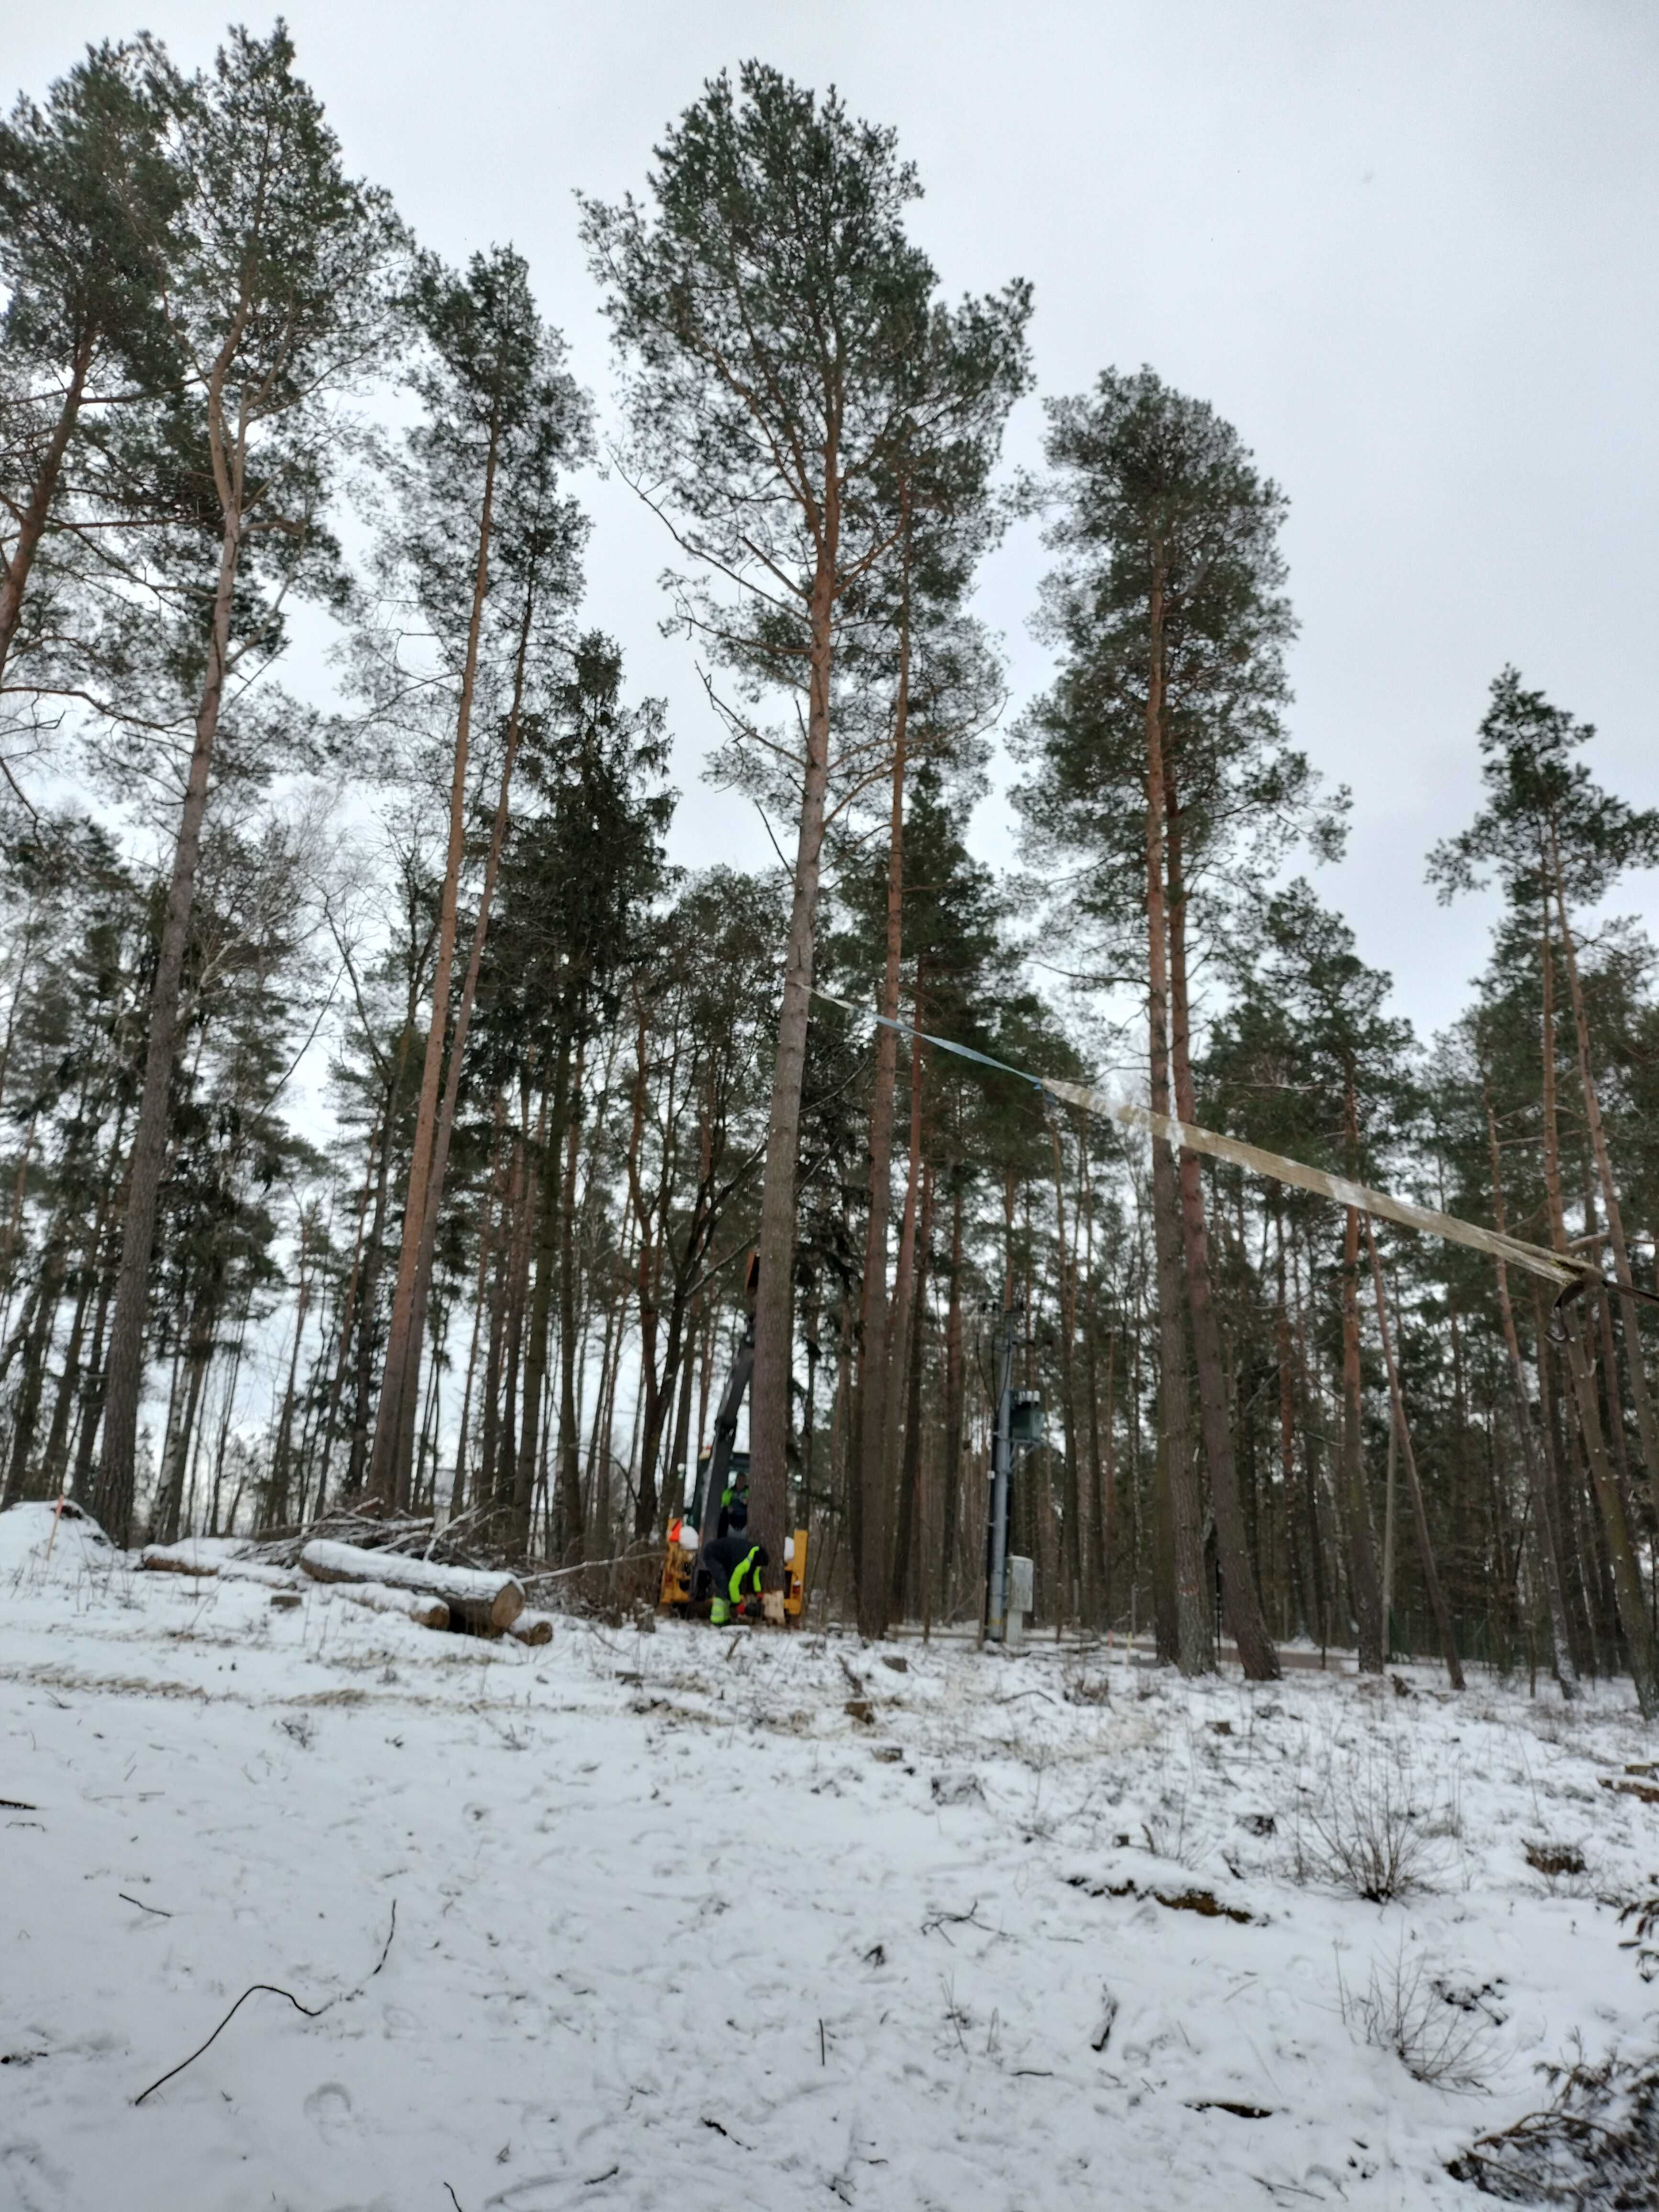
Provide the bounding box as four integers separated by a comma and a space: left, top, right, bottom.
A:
2, 1502, 1656, 2211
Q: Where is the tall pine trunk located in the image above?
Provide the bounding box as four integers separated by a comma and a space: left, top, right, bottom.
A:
1486, 1088, 1575, 1690
155, 1295, 213, 1545
939, 1172, 966, 1620
1083, 1146, 1109, 1629
749, 487, 841, 1587
1048, 1118, 1085, 1624
1142, 569, 1208, 1674
96, 487, 243, 1542
1549, 828, 1659, 1511
555, 1039, 587, 1559
1165, 785, 1278, 1680
1339, 1193, 1386, 1672
370, 408, 503, 1504
852, 592, 911, 1635
1337, 1079, 1387, 1672
884, 1029, 927, 1625
1537, 895, 1655, 1712
1363, 1217, 1463, 1688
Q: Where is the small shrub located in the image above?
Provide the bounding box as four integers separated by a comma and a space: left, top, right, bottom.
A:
1618, 1891, 1659, 1984
1525, 1841, 1586, 1880
1449, 2041, 1659, 2203
1297, 1747, 1436, 1901
1339, 1945, 1495, 2093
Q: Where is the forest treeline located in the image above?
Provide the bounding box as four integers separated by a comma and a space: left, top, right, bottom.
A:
3, 29, 1658, 1698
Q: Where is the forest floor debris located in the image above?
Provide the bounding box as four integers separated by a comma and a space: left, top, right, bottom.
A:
2, 1500, 1658, 2209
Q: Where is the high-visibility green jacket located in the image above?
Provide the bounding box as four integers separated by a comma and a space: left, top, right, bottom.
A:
728, 1543, 762, 1601
704, 1532, 763, 1603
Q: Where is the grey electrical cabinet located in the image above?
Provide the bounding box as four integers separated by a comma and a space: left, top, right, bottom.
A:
1009, 1390, 1045, 1450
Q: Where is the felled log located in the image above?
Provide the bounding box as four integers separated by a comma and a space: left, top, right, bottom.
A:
140, 1540, 237, 1576
328, 1579, 448, 1630
506, 1610, 554, 1647
219, 1560, 299, 1591
299, 1538, 522, 1630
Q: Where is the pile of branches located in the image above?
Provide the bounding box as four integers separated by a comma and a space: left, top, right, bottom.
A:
1448, 2041, 1659, 2205
247, 1501, 498, 1574
246, 1504, 668, 1619
519, 1550, 663, 1622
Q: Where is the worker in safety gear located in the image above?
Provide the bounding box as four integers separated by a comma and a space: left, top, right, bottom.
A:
704, 1534, 768, 1626
716, 1477, 748, 1539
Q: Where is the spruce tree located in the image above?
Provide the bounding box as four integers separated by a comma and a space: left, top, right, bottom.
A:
477, 634, 672, 1554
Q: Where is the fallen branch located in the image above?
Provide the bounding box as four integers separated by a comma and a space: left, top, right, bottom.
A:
520, 1547, 659, 1593
119, 1892, 171, 1917
369, 1899, 398, 1977
921, 1901, 991, 1946
133, 1984, 326, 2105
133, 1900, 397, 2107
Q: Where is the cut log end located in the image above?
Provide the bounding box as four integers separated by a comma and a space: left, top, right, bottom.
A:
299, 1539, 522, 1631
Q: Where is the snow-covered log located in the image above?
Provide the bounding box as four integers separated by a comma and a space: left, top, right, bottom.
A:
140, 1539, 243, 1576
299, 1539, 523, 1630
219, 1560, 300, 1591
328, 1579, 449, 1630
506, 1610, 554, 1647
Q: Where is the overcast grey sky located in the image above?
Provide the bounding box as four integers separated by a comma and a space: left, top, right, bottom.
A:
14, 0, 1659, 1051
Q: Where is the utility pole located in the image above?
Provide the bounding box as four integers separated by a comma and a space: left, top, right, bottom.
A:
1382, 1408, 1397, 1653
985, 1305, 1017, 1643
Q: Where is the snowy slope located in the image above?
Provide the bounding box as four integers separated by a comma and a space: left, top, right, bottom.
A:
1, 1513, 1656, 2211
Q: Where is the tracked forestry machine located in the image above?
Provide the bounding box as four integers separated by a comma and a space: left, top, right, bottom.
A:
658, 1256, 807, 1623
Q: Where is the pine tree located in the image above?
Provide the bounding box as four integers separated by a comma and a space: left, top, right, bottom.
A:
0, 38, 179, 722
363, 244, 590, 1506
581, 62, 1029, 1582
1430, 668, 1659, 1711
1015, 369, 1323, 1679
94, 24, 404, 1541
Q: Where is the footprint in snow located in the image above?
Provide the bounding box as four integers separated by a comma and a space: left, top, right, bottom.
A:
303, 2079, 355, 2145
